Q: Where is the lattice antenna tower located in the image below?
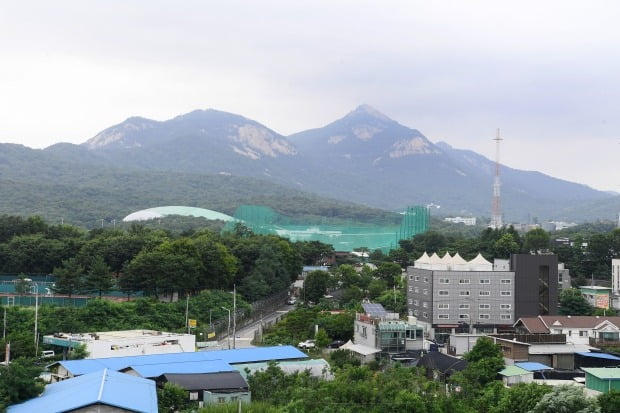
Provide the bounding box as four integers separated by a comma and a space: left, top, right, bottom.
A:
490, 129, 504, 229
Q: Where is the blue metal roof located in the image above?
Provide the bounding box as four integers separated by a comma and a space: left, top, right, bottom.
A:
126, 359, 236, 378
54, 346, 307, 376
576, 351, 620, 361
8, 369, 157, 413
514, 362, 553, 371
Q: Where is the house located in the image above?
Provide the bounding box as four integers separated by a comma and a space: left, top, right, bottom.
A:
514, 315, 620, 347
448, 334, 485, 356
353, 303, 423, 359
583, 367, 620, 393
417, 352, 467, 382
42, 329, 196, 359
8, 369, 157, 413
156, 371, 250, 406
579, 286, 611, 309
499, 365, 533, 387
234, 358, 334, 380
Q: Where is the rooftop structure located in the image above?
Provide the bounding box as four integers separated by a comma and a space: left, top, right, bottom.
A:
43, 329, 196, 359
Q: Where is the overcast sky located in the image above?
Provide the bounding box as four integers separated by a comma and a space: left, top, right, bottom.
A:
1, 1, 619, 192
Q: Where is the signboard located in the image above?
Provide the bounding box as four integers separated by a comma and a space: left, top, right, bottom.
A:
207, 331, 216, 339
188, 319, 197, 328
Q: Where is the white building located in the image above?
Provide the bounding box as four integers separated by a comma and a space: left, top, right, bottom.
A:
612, 259, 620, 309
444, 217, 477, 226
43, 329, 196, 359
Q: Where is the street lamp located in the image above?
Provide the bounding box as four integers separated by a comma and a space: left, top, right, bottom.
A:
221, 307, 231, 350
31, 283, 39, 358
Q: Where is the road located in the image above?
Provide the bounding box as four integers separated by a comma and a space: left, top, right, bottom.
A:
202, 303, 295, 351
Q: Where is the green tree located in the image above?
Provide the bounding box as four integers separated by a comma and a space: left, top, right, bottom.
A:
0, 359, 44, 409
375, 262, 402, 288
157, 382, 189, 413
530, 384, 599, 413
493, 233, 520, 258
559, 288, 594, 315
524, 228, 550, 253
314, 328, 330, 348
13, 274, 32, 297
304, 270, 329, 303
452, 336, 505, 398
53, 257, 84, 298
598, 389, 620, 413
491, 382, 552, 413
83, 256, 113, 297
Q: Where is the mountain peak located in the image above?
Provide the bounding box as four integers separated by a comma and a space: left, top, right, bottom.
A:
348, 104, 391, 122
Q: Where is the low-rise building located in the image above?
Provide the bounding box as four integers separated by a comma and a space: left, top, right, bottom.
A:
583, 367, 620, 394
43, 329, 196, 359
579, 286, 611, 310
514, 315, 620, 346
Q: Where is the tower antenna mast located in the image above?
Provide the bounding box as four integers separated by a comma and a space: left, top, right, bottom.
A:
490, 129, 503, 229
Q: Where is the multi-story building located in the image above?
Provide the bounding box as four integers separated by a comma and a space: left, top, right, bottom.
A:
352, 303, 423, 359
407, 252, 560, 343
406, 252, 514, 343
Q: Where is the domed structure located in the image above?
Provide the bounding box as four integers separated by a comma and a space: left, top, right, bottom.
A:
122, 206, 237, 223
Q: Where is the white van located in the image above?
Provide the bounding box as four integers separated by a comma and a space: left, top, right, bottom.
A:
41, 350, 55, 358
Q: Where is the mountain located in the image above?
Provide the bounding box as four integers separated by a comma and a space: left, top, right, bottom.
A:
1, 105, 617, 225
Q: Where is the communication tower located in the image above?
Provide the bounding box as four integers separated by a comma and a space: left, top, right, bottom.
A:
490, 129, 504, 229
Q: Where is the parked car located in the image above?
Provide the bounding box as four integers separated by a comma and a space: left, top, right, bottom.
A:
297, 339, 316, 349
286, 297, 297, 305
327, 340, 345, 349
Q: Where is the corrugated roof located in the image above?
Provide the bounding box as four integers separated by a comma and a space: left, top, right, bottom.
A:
528, 343, 595, 354
124, 359, 236, 378
583, 367, 620, 380
576, 352, 620, 361
499, 365, 531, 377
8, 369, 157, 413
160, 371, 249, 392
53, 345, 307, 376
515, 362, 553, 371
233, 359, 333, 380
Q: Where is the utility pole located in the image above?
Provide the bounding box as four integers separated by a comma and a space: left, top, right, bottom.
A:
221, 307, 231, 350
185, 294, 190, 334
34, 283, 39, 357
3, 307, 6, 340
233, 284, 236, 349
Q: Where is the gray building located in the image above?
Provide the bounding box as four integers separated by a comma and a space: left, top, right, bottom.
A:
406, 252, 514, 343
510, 254, 559, 317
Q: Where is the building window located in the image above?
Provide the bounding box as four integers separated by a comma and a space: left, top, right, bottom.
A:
189, 392, 199, 401
501, 279, 512, 284
414, 276, 420, 281
579, 331, 588, 337
459, 291, 470, 296
479, 314, 490, 320
500, 314, 511, 320
422, 312, 428, 318
414, 310, 419, 316
218, 397, 227, 404
459, 279, 470, 284
479, 291, 490, 296
438, 314, 449, 319
409, 275, 413, 280
230, 396, 239, 402
362, 326, 367, 337
409, 286, 412, 292
424, 277, 429, 283
438, 303, 449, 309
439, 278, 450, 284
414, 287, 419, 293
500, 291, 511, 296
423, 288, 428, 295
423, 302, 428, 308
479, 304, 490, 309
459, 304, 470, 309
408, 299, 413, 304
479, 279, 490, 284
438, 290, 449, 296
414, 300, 419, 306
500, 304, 511, 310
458, 314, 470, 319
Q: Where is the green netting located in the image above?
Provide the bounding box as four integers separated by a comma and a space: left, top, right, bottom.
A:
224, 205, 429, 252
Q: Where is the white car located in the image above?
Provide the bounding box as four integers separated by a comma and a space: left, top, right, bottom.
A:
297, 339, 316, 349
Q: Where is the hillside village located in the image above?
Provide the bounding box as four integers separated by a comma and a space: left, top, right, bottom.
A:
2, 217, 620, 411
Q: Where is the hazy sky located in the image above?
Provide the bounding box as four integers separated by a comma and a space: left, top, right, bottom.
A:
2, 1, 619, 192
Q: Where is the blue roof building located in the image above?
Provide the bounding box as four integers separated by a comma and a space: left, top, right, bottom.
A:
50, 345, 307, 381
8, 369, 157, 413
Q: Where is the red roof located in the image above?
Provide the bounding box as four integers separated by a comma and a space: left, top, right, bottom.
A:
516, 315, 620, 333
